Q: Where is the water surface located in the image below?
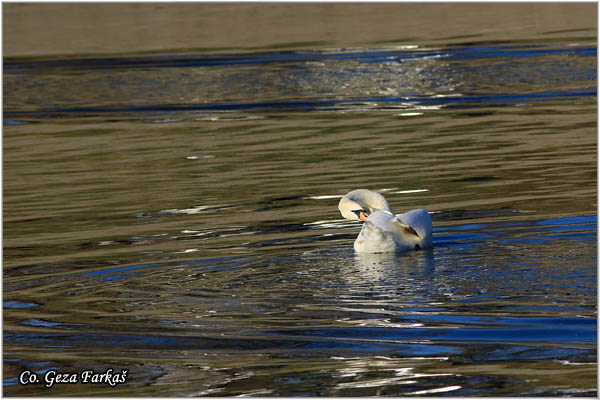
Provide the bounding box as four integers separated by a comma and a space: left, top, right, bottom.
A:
3, 17, 597, 397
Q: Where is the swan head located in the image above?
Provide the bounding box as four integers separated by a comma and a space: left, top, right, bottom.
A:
338, 189, 392, 222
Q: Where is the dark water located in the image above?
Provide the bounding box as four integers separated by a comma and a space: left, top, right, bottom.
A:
3, 38, 597, 396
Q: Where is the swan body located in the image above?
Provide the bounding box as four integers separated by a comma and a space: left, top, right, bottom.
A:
338, 189, 432, 253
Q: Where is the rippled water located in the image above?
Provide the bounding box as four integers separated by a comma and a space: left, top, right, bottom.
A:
3, 35, 597, 396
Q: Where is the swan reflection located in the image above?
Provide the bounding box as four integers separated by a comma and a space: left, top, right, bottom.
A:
318, 249, 438, 303
348, 250, 435, 283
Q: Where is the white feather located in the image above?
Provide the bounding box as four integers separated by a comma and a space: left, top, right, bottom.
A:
338, 189, 432, 253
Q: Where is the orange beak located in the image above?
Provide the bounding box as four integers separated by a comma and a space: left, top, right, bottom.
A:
359, 211, 369, 222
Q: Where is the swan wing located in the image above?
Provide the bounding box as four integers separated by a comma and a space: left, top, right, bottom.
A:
390, 217, 420, 238
354, 211, 415, 253
395, 209, 433, 247
367, 210, 420, 238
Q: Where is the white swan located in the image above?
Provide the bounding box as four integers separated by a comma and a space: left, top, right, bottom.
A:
338, 189, 433, 253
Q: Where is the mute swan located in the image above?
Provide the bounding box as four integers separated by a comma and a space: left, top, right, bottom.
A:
338, 189, 432, 253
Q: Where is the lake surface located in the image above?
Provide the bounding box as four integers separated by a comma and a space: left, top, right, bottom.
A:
3, 6, 598, 396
